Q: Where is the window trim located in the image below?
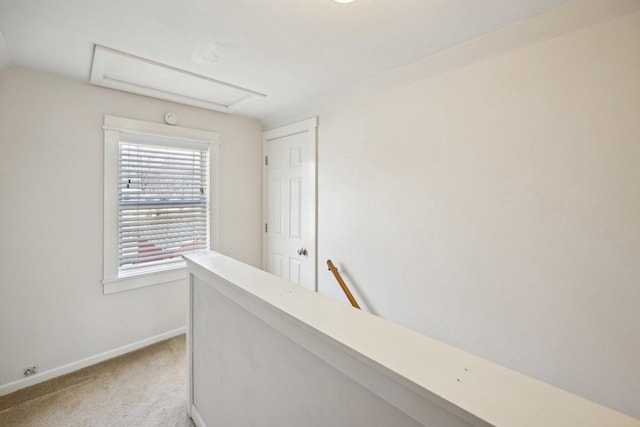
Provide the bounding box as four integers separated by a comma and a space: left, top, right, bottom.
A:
103, 115, 220, 294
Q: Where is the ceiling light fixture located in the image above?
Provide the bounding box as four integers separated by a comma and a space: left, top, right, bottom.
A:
334, 0, 354, 3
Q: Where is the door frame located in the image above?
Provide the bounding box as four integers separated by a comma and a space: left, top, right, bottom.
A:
262, 117, 318, 291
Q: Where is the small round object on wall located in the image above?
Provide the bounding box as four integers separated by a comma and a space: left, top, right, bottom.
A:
164, 112, 178, 125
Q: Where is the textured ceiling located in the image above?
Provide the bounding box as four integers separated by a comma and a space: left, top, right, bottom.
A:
0, 0, 575, 124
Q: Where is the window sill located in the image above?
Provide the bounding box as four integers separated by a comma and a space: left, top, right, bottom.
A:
103, 267, 187, 294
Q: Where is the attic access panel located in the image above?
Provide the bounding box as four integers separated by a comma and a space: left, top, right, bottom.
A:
90, 45, 265, 113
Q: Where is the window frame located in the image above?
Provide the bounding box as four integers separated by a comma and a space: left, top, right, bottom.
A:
103, 115, 220, 294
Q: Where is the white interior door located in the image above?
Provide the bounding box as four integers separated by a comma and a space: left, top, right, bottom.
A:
263, 118, 317, 291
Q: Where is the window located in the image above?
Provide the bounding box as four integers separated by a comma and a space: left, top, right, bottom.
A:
103, 116, 220, 294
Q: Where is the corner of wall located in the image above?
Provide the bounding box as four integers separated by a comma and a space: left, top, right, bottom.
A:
0, 27, 13, 73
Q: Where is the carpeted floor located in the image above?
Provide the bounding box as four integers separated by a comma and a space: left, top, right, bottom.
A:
0, 334, 194, 427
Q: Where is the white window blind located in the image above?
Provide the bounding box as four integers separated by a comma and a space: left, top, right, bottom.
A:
117, 133, 209, 277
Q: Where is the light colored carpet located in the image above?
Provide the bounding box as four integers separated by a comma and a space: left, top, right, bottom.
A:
0, 334, 194, 427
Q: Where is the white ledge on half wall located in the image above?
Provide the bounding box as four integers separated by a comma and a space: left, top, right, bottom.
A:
184, 251, 640, 427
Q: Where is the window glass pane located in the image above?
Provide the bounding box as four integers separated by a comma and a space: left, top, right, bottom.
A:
118, 141, 209, 276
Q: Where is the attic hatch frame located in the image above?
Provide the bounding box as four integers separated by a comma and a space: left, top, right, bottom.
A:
90, 45, 266, 113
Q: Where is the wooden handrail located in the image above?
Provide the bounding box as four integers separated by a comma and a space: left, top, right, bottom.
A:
327, 260, 361, 309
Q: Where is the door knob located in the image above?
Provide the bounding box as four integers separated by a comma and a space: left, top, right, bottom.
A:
297, 247, 308, 256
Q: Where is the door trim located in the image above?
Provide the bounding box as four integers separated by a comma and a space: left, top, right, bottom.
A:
262, 117, 318, 291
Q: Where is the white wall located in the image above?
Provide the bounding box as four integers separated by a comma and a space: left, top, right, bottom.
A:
0, 28, 10, 72
191, 277, 432, 427
0, 67, 262, 389
188, 252, 639, 427
316, 11, 640, 419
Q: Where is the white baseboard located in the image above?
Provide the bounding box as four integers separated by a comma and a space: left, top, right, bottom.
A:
0, 327, 186, 397
190, 405, 207, 427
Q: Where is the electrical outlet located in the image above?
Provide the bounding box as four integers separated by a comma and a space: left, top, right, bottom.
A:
23, 366, 37, 377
